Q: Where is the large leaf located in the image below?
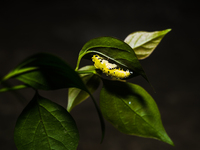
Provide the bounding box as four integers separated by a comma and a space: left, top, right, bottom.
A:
76, 37, 148, 81
67, 65, 101, 112
14, 92, 79, 150
124, 29, 171, 59
2, 53, 88, 91
7, 53, 105, 142
100, 79, 174, 146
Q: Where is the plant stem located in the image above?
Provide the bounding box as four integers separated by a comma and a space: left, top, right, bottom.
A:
76, 70, 96, 74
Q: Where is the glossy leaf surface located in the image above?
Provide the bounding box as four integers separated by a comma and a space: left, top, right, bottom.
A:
67, 65, 101, 112
76, 37, 148, 81
124, 29, 171, 59
100, 79, 174, 146
4, 53, 89, 91
14, 92, 79, 150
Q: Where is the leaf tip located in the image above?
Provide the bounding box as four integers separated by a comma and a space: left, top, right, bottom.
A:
159, 132, 174, 146
164, 28, 172, 34
166, 138, 175, 146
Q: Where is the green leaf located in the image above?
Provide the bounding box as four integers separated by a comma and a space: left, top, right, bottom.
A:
14, 92, 79, 150
3, 53, 89, 91
76, 37, 148, 81
0, 84, 28, 92
7, 54, 105, 141
67, 65, 101, 112
124, 29, 171, 60
100, 79, 174, 146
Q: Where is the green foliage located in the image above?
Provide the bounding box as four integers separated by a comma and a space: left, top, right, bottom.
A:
2, 53, 89, 91
14, 92, 79, 150
100, 79, 173, 145
0, 29, 173, 149
76, 36, 148, 81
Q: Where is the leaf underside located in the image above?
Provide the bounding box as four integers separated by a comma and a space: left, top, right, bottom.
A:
67, 65, 101, 112
124, 29, 171, 60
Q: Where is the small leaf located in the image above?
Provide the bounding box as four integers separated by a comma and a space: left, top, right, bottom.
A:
67, 65, 101, 112
14, 92, 79, 150
3, 53, 89, 91
100, 79, 174, 146
76, 37, 148, 81
124, 29, 171, 59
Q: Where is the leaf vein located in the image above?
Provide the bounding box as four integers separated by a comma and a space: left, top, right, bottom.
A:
119, 97, 160, 135
38, 105, 74, 140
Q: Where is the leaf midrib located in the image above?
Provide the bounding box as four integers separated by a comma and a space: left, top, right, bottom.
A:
132, 34, 164, 50
119, 96, 161, 137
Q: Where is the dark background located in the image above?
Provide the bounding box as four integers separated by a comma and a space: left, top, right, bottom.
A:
0, 1, 199, 149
